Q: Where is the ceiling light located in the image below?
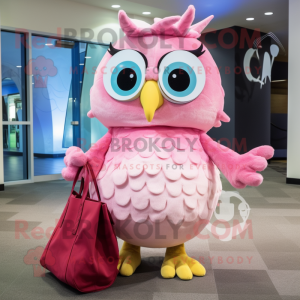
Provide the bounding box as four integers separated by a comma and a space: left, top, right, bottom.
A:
111, 5, 120, 8
16, 66, 22, 68
272, 79, 286, 82
246, 18, 254, 21
265, 12, 273, 15
143, 12, 151, 15
85, 56, 91, 59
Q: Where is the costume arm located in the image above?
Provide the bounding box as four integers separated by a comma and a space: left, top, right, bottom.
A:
199, 131, 274, 188
62, 129, 112, 181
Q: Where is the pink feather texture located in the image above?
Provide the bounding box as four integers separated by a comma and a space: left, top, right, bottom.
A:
61, 5, 274, 249
119, 5, 213, 38
89, 126, 221, 248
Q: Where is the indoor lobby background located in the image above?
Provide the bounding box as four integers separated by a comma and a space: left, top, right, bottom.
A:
0, 0, 154, 186
0, 1, 300, 300
1, 31, 108, 181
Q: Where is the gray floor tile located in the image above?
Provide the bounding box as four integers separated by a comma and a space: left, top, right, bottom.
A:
268, 270, 300, 296
0, 220, 41, 232
253, 236, 300, 253
274, 225, 300, 247
153, 293, 218, 300
250, 208, 300, 217
0, 193, 22, 199
280, 191, 300, 201
210, 251, 268, 270
214, 269, 279, 295
6, 193, 45, 205
238, 188, 263, 198
250, 203, 300, 209
110, 267, 217, 294
285, 216, 300, 224
243, 197, 270, 207
281, 296, 300, 300
0, 211, 18, 221
219, 294, 282, 300
252, 226, 300, 252
251, 216, 290, 226
0, 198, 15, 205
208, 238, 257, 252
259, 252, 300, 270
265, 198, 299, 204
256, 188, 291, 198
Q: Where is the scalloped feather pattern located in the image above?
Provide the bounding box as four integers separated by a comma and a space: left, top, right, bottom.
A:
90, 127, 222, 247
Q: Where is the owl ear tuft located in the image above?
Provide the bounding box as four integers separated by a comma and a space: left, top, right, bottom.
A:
87, 110, 94, 118
119, 10, 136, 35
191, 15, 214, 34
176, 5, 195, 34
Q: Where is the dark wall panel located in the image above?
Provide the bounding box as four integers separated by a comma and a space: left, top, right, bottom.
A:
200, 30, 235, 144
271, 113, 287, 149
234, 27, 271, 153
201, 27, 271, 154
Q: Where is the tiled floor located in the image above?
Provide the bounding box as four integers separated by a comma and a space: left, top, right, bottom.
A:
0, 166, 299, 300
268, 160, 287, 176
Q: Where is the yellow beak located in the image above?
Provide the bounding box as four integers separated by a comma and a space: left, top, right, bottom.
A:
140, 80, 164, 122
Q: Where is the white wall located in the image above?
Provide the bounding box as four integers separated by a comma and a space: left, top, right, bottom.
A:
287, 0, 300, 181
0, 0, 152, 42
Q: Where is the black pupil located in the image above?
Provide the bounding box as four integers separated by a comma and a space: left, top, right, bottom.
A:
168, 69, 190, 92
117, 68, 137, 91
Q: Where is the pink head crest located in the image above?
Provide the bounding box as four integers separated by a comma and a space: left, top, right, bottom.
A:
118, 5, 213, 38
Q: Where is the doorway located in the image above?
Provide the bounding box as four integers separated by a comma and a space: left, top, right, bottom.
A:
31, 35, 108, 176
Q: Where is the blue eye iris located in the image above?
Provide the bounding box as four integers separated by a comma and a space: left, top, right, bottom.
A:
162, 62, 197, 97
111, 61, 142, 97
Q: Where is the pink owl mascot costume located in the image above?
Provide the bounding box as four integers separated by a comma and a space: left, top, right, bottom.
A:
62, 5, 274, 280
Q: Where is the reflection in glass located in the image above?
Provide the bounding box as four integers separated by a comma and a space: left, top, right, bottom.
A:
3, 125, 28, 181
32, 36, 73, 176
31, 36, 109, 176
2, 79, 22, 122
1, 31, 27, 122
79, 43, 109, 151
1, 31, 28, 181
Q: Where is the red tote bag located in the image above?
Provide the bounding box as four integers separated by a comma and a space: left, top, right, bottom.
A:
40, 163, 119, 292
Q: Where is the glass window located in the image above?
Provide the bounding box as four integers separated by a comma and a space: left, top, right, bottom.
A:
31, 36, 109, 176
3, 125, 28, 181
31, 36, 73, 176
80, 43, 109, 151
1, 31, 27, 122
1, 31, 28, 181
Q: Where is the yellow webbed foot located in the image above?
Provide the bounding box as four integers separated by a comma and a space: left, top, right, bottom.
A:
161, 244, 206, 280
118, 241, 141, 276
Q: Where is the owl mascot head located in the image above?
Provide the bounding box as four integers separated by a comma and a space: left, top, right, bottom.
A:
88, 5, 229, 129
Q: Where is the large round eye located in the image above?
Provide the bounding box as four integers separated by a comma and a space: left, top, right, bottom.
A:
103, 49, 146, 101
158, 50, 206, 104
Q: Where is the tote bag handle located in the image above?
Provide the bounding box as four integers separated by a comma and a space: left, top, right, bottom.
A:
72, 162, 101, 235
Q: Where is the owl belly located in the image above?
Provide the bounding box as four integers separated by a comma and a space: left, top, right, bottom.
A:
90, 127, 222, 248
